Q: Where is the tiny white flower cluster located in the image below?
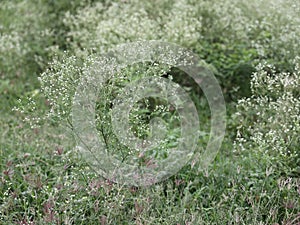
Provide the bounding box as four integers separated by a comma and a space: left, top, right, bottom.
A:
61, 0, 215, 53
234, 57, 300, 163
63, 0, 300, 63
13, 96, 42, 129
39, 55, 80, 121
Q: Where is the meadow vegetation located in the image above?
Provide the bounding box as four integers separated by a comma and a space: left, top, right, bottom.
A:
0, 0, 299, 224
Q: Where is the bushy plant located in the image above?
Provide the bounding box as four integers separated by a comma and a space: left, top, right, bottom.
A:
234, 58, 300, 175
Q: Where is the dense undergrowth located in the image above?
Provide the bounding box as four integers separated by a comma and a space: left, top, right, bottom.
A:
0, 0, 299, 224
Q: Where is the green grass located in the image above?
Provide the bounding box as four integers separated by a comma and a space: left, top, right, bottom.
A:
1, 98, 299, 224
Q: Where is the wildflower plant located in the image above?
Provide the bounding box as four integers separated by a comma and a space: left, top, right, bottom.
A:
15, 40, 226, 186
71, 41, 226, 186
234, 58, 300, 173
